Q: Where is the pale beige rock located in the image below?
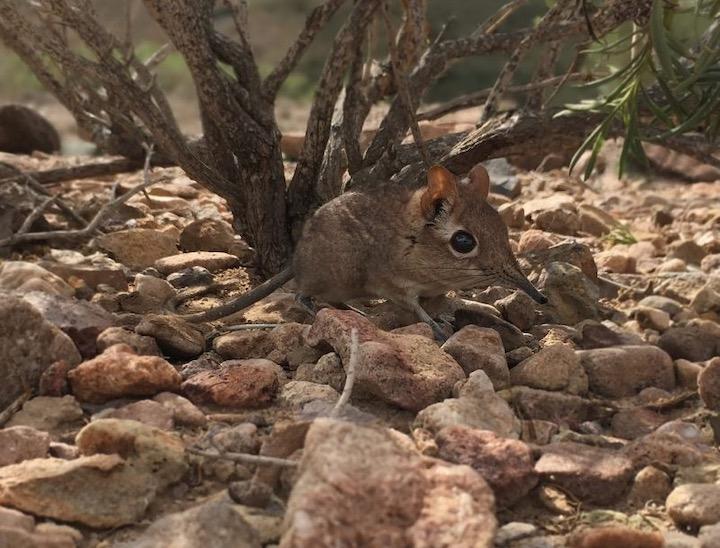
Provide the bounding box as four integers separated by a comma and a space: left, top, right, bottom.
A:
0, 297, 81, 410
96, 228, 178, 269
667, 483, 720, 528
510, 344, 588, 395
0, 261, 73, 296
154, 251, 240, 274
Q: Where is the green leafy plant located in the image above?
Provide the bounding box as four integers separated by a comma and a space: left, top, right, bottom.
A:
563, 0, 720, 179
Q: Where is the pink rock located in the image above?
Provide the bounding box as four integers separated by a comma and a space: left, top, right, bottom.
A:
518, 230, 556, 253
436, 426, 537, 506
68, 344, 182, 403
182, 359, 279, 408
535, 442, 634, 504
281, 419, 496, 547
611, 408, 666, 440
101, 400, 174, 430
510, 344, 588, 395
512, 387, 593, 427
97, 327, 162, 356
154, 252, 240, 275
306, 310, 465, 412
442, 326, 509, 389
153, 392, 207, 427
0, 426, 50, 466
577, 345, 675, 398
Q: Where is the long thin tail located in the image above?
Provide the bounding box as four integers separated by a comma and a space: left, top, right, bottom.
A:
182, 266, 294, 323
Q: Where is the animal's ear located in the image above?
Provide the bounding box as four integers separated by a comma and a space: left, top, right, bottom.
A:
468, 163, 490, 199
421, 165, 458, 219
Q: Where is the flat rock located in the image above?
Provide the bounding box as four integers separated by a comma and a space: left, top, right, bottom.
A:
0, 261, 73, 297
182, 359, 279, 408
0, 418, 187, 528
0, 506, 35, 530
214, 323, 321, 369
278, 380, 339, 409
20, 291, 115, 358
96, 326, 162, 356
0, 454, 150, 528
414, 394, 521, 439
534, 442, 634, 504
0, 525, 77, 548
100, 399, 174, 430
154, 252, 240, 275
68, 343, 182, 403
281, 419, 497, 548
510, 344, 588, 395
0, 296, 81, 410
135, 314, 205, 358
611, 407, 666, 440
113, 498, 261, 548
659, 325, 720, 361
153, 392, 207, 427
40, 254, 127, 291
442, 325, 509, 389
436, 425, 537, 506
7, 396, 84, 437
306, 309, 465, 412
76, 418, 187, 488
577, 345, 675, 397
511, 387, 594, 427
0, 427, 50, 467
179, 219, 237, 253
96, 228, 178, 270
667, 484, 720, 528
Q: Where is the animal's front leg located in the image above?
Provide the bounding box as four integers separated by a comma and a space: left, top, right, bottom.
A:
402, 296, 452, 343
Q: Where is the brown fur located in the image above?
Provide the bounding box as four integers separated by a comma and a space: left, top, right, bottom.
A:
294, 164, 544, 312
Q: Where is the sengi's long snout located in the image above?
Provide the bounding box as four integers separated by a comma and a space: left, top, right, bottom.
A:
505, 268, 548, 305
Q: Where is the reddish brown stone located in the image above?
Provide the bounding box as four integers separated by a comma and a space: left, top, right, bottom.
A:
182, 359, 279, 408
436, 426, 537, 506
68, 344, 182, 403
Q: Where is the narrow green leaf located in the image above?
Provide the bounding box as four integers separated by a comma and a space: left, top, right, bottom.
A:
650, 0, 676, 81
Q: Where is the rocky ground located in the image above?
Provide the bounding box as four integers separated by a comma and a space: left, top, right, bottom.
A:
1, 142, 720, 548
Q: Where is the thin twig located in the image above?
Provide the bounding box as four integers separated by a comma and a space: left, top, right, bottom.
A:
16, 196, 57, 235
186, 447, 298, 468
0, 390, 31, 427
144, 42, 172, 71
330, 328, 359, 418
473, 0, 529, 36
480, 0, 575, 123
0, 165, 87, 227
417, 73, 588, 121
0, 172, 170, 247
380, 0, 430, 168
0, 158, 145, 187
263, 0, 347, 98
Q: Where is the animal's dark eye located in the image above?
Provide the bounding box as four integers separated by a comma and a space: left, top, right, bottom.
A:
450, 230, 476, 254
